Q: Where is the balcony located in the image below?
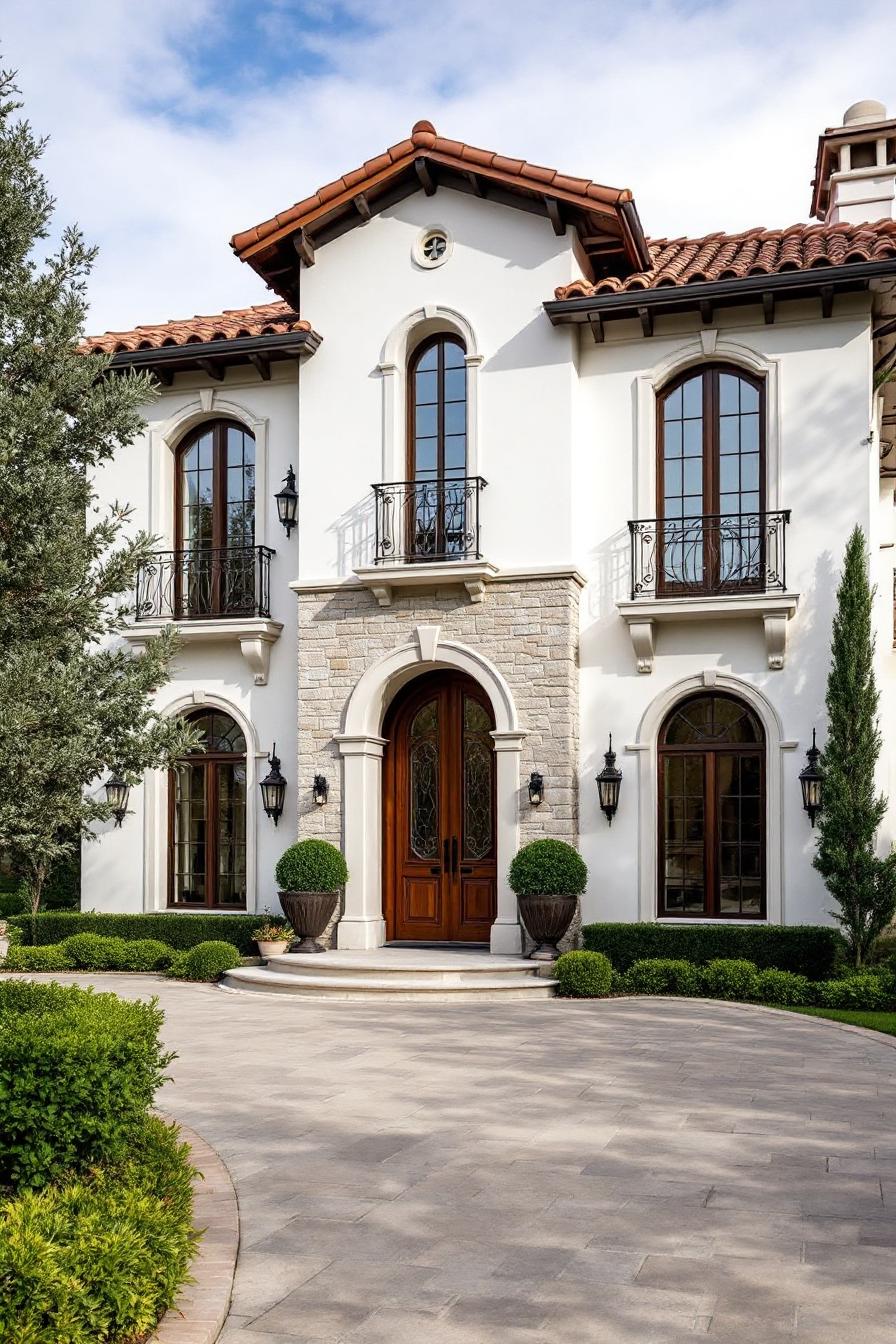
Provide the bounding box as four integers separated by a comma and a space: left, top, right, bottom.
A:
354, 476, 496, 606
125, 545, 282, 686
618, 511, 798, 673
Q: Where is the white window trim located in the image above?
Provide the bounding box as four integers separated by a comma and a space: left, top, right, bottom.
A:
142, 691, 262, 914
149, 393, 270, 548
626, 670, 799, 925
633, 335, 782, 520
377, 305, 482, 484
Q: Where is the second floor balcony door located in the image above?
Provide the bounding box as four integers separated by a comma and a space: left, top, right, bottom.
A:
177, 420, 256, 617
408, 335, 468, 560
657, 366, 764, 595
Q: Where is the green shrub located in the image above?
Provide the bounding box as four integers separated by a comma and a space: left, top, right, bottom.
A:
275, 839, 348, 892
755, 968, 812, 1006
3, 942, 73, 972
0, 887, 27, 917
61, 932, 128, 969
120, 939, 174, 972
8, 911, 284, 954
817, 973, 896, 1010
554, 950, 613, 997
508, 839, 587, 897
165, 950, 189, 978
623, 958, 701, 996
702, 959, 759, 1001
0, 1115, 197, 1344
0, 980, 172, 1190
581, 922, 844, 979
170, 940, 242, 982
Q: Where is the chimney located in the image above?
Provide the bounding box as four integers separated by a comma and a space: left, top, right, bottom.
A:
811, 100, 896, 224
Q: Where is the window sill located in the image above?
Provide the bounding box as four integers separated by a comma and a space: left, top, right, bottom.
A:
353, 559, 499, 607
617, 591, 799, 673
122, 616, 283, 685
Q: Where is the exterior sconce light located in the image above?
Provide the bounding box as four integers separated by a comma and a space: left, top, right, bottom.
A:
596, 735, 622, 825
275, 465, 298, 537
312, 773, 329, 806
260, 745, 287, 825
799, 728, 823, 827
104, 770, 130, 827
527, 771, 544, 806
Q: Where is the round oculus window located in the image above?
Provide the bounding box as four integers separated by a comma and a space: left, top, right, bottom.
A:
414, 227, 452, 268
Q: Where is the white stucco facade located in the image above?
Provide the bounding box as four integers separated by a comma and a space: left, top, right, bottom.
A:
82, 111, 896, 945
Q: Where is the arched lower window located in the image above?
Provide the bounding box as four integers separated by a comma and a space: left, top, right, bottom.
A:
657, 365, 764, 595
658, 693, 765, 919
405, 334, 468, 560
169, 709, 247, 908
175, 420, 256, 616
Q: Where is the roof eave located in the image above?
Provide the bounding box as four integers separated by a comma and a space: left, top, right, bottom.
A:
96, 328, 322, 380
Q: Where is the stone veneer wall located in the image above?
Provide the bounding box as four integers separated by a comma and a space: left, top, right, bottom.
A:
295, 575, 582, 946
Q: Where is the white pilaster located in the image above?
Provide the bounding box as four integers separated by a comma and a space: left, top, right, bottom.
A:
490, 731, 527, 954
334, 734, 387, 948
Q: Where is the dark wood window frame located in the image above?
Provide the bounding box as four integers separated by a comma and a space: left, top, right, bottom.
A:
167, 710, 248, 910
175, 418, 256, 553
405, 333, 468, 483
657, 692, 766, 921
656, 364, 766, 597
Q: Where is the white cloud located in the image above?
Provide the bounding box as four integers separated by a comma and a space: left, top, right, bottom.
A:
4, 0, 895, 333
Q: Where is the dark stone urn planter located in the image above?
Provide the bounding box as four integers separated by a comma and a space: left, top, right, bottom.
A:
516, 893, 577, 961
279, 891, 339, 954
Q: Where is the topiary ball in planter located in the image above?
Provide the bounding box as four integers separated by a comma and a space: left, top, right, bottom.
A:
275, 840, 349, 954
508, 839, 587, 962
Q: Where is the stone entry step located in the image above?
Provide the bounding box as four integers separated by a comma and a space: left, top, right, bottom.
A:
221, 948, 557, 1000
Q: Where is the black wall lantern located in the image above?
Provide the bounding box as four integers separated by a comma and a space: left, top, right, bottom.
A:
596, 735, 622, 825
312, 773, 329, 806
275, 465, 298, 537
527, 771, 544, 806
260, 745, 287, 825
104, 770, 130, 827
799, 728, 823, 827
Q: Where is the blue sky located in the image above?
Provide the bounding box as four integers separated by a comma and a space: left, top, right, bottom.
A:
3, 0, 895, 332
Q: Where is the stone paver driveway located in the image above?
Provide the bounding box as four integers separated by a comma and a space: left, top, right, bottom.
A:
64, 978, 896, 1342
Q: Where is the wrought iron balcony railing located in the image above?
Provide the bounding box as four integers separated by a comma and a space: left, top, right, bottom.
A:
627, 510, 790, 601
134, 545, 273, 621
372, 475, 487, 565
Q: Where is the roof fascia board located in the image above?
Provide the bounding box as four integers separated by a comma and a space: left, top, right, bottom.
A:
103, 329, 321, 371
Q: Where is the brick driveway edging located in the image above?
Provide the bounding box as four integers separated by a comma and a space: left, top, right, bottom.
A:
149, 1118, 239, 1344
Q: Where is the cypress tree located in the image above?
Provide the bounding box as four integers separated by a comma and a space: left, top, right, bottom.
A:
814, 525, 896, 964
0, 70, 190, 910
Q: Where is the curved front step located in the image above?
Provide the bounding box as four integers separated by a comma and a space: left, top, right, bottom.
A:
263, 950, 545, 985
220, 965, 556, 1000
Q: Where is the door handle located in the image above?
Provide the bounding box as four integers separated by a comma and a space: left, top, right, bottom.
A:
451, 836, 458, 876
460, 865, 473, 875
443, 837, 450, 873
429, 866, 441, 875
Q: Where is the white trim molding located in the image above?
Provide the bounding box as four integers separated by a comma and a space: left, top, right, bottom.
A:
617, 592, 799, 673
377, 305, 481, 482
335, 636, 525, 954
122, 617, 283, 686
628, 671, 798, 926
142, 692, 261, 915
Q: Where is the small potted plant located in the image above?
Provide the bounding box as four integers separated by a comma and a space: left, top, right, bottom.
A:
275, 839, 349, 954
252, 910, 291, 961
508, 838, 587, 961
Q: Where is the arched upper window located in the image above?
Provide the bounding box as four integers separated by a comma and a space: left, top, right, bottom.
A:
659, 692, 765, 920
656, 366, 764, 595
176, 419, 255, 552
408, 335, 467, 483
169, 708, 247, 909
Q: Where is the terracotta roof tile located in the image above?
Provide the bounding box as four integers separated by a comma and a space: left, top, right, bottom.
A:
554, 220, 896, 299
230, 121, 632, 258
83, 301, 309, 356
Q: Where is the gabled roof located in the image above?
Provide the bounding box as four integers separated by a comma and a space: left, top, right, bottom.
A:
554, 220, 896, 299
83, 301, 308, 354
230, 121, 650, 304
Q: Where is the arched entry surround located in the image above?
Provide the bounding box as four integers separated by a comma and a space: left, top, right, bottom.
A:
335, 631, 525, 952
629, 672, 797, 924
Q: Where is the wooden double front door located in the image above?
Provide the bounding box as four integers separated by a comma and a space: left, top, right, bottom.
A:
383, 671, 497, 942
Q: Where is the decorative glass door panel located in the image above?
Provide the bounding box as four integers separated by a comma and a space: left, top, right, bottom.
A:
658, 693, 765, 919
168, 709, 248, 909
385, 672, 496, 942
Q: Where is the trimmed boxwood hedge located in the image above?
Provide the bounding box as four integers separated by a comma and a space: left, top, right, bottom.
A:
8, 910, 283, 954
582, 922, 844, 980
